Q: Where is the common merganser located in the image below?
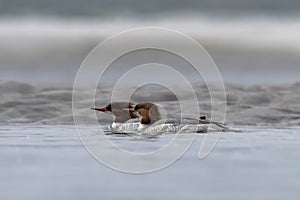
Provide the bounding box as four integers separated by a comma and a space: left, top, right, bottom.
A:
131, 102, 211, 134
91, 102, 140, 132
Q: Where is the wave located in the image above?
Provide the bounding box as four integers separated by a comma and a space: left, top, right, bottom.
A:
1, 0, 300, 18
0, 81, 299, 126
1, 17, 300, 51
1, 17, 300, 85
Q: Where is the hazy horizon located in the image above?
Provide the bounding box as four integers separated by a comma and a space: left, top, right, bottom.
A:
0, 0, 299, 86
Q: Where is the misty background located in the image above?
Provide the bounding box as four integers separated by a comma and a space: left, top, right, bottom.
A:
1, 2, 300, 200
0, 0, 299, 125
0, 0, 299, 86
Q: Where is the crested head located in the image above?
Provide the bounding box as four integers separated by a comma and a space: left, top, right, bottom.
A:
134, 102, 162, 124
91, 101, 138, 123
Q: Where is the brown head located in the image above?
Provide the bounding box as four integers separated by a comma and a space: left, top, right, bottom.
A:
91, 102, 138, 123
132, 102, 162, 125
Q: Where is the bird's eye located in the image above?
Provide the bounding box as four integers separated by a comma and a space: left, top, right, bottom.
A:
106, 104, 111, 111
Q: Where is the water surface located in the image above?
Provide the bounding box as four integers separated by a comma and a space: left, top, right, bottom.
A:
0, 125, 299, 200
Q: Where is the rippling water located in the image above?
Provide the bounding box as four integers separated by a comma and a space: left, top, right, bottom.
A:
0, 125, 299, 200
0, 81, 299, 126
1, 1, 300, 198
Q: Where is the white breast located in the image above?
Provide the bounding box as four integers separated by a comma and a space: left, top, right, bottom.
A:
138, 124, 209, 134
111, 122, 120, 129
137, 123, 148, 132
111, 119, 216, 135
137, 118, 210, 135
178, 124, 209, 133
111, 122, 140, 133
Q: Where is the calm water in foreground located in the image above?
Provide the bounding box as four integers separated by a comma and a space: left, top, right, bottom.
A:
0, 125, 299, 200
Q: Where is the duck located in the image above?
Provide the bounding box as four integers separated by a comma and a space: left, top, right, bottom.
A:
91, 102, 140, 132
131, 102, 211, 134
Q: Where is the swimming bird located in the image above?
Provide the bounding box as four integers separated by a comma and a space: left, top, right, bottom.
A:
131, 102, 162, 129
91, 102, 140, 132
131, 102, 210, 134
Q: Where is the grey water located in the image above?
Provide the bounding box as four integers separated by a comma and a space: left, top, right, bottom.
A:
1, 0, 300, 18
1, 1, 300, 199
1, 0, 300, 86
0, 125, 300, 200
1, 81, 299, 126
